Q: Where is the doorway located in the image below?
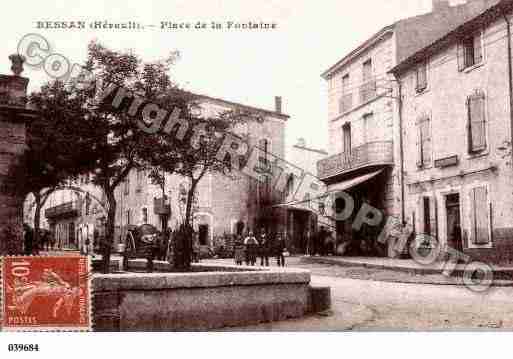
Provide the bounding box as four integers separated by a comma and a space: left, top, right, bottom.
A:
198, 224, 209, 246
445, 193, 463, 252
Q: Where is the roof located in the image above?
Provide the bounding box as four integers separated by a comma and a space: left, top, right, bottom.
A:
321, 24, 395, 79
321, 0, 500, 80
390, 0, 511, 75
189, 92, 289, 120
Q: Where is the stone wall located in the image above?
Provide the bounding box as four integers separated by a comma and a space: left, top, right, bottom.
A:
0, 58, 32, 254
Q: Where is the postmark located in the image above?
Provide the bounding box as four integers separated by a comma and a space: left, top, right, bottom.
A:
1, 256, 91, 331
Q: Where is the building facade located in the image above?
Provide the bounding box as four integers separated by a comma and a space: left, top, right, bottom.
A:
391, 0, 513, 263
281, 138, 328, 253
317, 0, 499, 256
32, 94, 287, 253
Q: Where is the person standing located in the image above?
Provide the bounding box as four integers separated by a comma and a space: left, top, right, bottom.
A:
258, 232, 270, 267
275, 233, 286, 267
23, 223, 33, 255
234, 235, 245, 266
244, 231, 257, 266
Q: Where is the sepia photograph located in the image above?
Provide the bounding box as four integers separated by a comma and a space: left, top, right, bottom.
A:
1, 0, 513, 357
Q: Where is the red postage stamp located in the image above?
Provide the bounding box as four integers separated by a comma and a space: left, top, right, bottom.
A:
1, 256, 91, 331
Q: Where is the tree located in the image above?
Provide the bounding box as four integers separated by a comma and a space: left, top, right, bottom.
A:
147, 99, 262, 270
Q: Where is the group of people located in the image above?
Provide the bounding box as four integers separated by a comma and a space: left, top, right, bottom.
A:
234, 231, 287, 267
307, 227, 337, 256
23, 224, 55, 255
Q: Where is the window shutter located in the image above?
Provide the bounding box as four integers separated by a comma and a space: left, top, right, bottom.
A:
421, 120, 431, 166
474, 32, 483, 64
470, 186, 490, 245
416, 197, 423, 233
457, 43, 465, 71
429, 196, 437, 239
416, 122, 423, 167
466, 97, 473, 153
470, 94, 486, 151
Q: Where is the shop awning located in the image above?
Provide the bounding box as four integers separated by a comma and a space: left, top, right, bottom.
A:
326, 169, 384, 193
273, 169, 384, 214
272, 203, 317, 213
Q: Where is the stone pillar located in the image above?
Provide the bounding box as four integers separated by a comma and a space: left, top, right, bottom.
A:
0, 55, 36, 254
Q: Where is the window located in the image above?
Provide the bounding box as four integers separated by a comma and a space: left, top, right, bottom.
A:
339, 74, 352, 113
286, 174, 295, 198
362, 113, 373, 144
142, 207, 148, 223
363, 59, 372, 81
360, 59, 376, 103
85, 193, 91, 216
258, 138, 271, 177
469, 186, 490, 245
458, 31, 483, 71
136, 170, 144, 192
416, 62, 428, 92
416, 115, 432, 168
126, 209, 131, 225
342, 123, 351, 154
123, 176, 130, 195
467, 90, 487, 153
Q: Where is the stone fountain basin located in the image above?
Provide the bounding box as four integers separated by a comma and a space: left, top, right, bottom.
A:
92, 260, 312, 331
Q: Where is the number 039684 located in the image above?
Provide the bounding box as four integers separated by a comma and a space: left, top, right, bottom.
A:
7, 344, 40, 352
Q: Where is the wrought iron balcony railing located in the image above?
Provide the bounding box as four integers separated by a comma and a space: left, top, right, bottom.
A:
317, 141, 394, 180
45, 201, 80, 219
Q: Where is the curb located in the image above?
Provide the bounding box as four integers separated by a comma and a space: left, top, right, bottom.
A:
301, 256, 513, 287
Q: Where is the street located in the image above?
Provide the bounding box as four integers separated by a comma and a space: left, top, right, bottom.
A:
212, 257, 513, 331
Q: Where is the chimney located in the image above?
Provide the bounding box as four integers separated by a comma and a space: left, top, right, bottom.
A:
274, 96, 282, 114
432, 0, 451, 12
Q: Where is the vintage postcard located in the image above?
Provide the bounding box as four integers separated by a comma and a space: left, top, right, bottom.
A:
0, 0, 513, 357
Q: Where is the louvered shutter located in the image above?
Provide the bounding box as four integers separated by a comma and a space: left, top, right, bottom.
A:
470, 186, 490, 245
416, 121, 423, 167
474, 32, 483, 64
429, 196, 438, 239
469, 93, 486, 152
421, 120, 431, 166
457, 42, 465, 71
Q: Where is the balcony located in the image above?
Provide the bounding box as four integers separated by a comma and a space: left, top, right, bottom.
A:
317, 141, 394, 181
45, 201, 80, 219
154, 197, 171, 215
359, 80, 377, 104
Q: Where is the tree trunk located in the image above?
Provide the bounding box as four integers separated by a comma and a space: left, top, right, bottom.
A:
184, 186, 195, 227
33, 191, 41, 255
175, 182, 197, 271
102, 188, 116, 274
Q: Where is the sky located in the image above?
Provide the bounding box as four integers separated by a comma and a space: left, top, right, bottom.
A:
0, 0, 451, 157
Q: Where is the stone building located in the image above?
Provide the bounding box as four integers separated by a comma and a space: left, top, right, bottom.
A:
390, 0, 513, 263
278, 138, 328, 253
37, 93, 287, 252
317, 0, 499, 255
